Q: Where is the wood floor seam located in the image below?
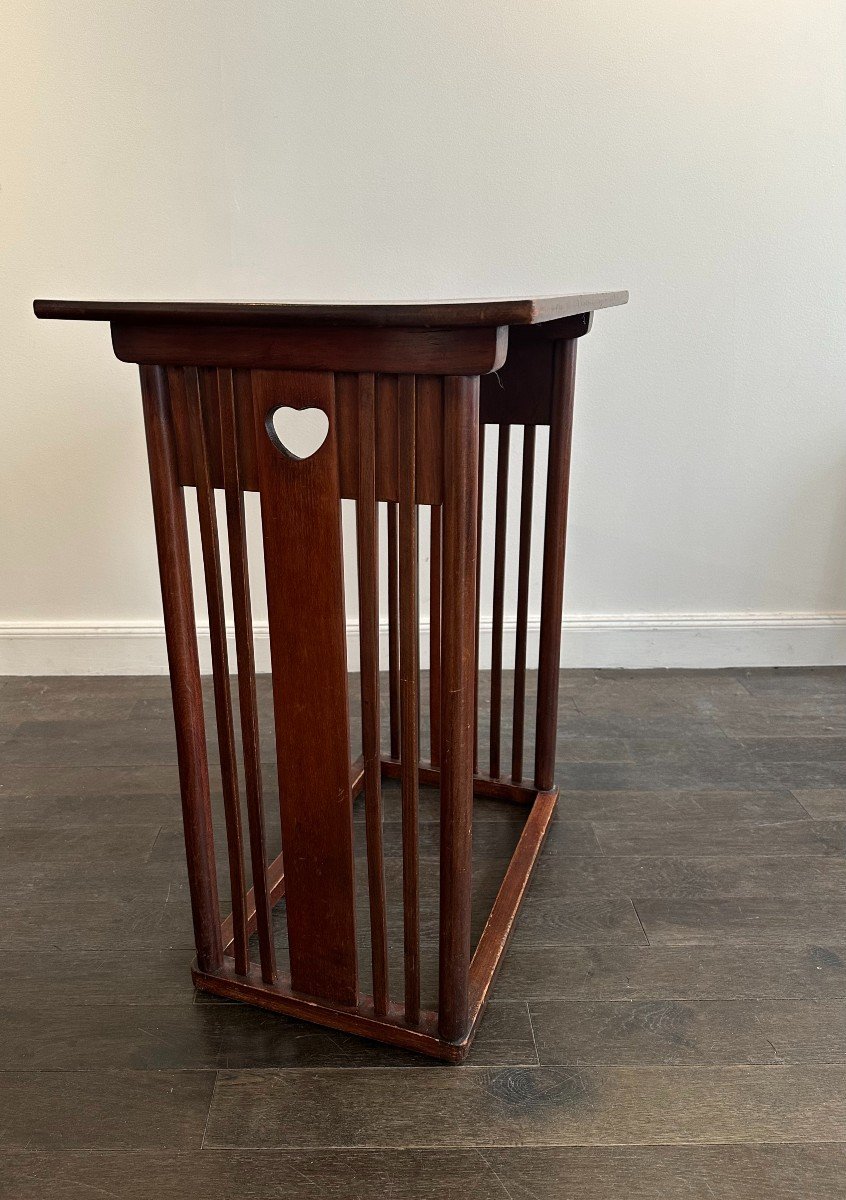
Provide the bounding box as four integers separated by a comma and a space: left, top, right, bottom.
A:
2, 668, 845, 1191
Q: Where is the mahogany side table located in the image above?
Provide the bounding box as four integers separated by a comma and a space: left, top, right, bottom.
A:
34, 292, 627, 1062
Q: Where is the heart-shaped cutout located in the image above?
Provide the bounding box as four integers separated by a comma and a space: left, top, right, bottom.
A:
266, 406, 330, 460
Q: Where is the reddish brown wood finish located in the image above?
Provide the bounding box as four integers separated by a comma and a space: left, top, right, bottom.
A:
379, 758, 538, 806
37, 294, 625, 1061
398, 375, 421, 1024
252, 369, 358, 1007
139, 366, 222, 973
222, 850, 286, 955
35, 292, 627, 327
535, 339, 578, 791
111, 321, 507, 375
183, 368, 250, 977
355, 373, 390, 1016
438, 376, 480, 1044
218, 368, 277, 984
192, 961, 455, 1061
468, 787, 558, 1018
164, 370, 447, 504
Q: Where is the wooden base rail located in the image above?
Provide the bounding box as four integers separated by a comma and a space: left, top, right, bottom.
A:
221, 850, 286, 956
378, 758, 539, 806
35, 290, 626, 1061
203, 783, 558, 1062
350, 756, 539, 807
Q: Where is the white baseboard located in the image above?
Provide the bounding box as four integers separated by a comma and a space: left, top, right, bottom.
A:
0, 612, 843, 675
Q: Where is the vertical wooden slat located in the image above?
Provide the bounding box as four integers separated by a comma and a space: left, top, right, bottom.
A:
398, 374, 420, 1024
375, 374, 400, 500
140, 366, 222, 972
472, 424, 485, 773
489, 424, 510, 779
185, 368, 249, 977
334, 372, 359, 498
218, 368, 277, 984
429, 505, 442, 767
535, 340, 578, 791
439, 375, 479, 1044
511, 424, 535, 784
356, 372, 390, 1016
416, 374, 444, 505
387, 503, 401, 758
252, 368, 358, 1007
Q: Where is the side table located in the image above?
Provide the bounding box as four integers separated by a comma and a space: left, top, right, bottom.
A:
34, 291, 627, 1061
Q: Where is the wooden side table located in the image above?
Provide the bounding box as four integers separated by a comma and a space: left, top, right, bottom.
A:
34, 292, 627, 1061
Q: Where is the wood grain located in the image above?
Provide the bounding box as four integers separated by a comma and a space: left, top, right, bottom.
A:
528, 998, 846, 1065
0, 1071, 215, 1149
111, 322, 507, 375
535, 340, 578, 790
139, 366, 222, 971
438, 376, 480, 1042
2, 1145, 840, 1200
355, 372, 389, 1015
217, 367, 277, 984
204, 1064, 846, 1147
252, 369, 358, 1005
35, 292, 628, 327
634, 897, 846, 945
491, 944, 846, 1001
185, 367, 249, 976
3, 666, 846, 1183
398, 374, 421, 1023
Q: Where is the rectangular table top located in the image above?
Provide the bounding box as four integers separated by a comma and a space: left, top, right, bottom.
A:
33, 292, 627, 329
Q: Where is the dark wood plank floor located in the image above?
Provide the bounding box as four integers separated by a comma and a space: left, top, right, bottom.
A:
0, 667, 844, 1197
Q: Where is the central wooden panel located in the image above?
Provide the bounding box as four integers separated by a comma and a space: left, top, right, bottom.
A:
252, 369, 358, 1006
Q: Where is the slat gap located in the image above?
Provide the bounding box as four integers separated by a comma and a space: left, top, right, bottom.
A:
429, 505, 442, 767
511, 425, 535, 783
218, 368, 277, 984
398, 374, 421, 1025
472, 425, 485, 773
185, 366, 250, 977
356, 372, 390, 1016
489, 424, 510, 779
386, 501, 401, 758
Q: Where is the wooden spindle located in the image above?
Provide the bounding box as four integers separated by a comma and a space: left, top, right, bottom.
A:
218, 368, 277, 984
356, 372, 390, 1016
140, 366, 222, 973
398, 374, 420, 1024
429, 505, 442, 767
472, 425, 485, 773
489, 424, 510, 779
386, 502, 401, 759
511, 425, 535, 783
438, 375, 479, 1044
185, 368, 249, 976
535, 340, 578, 791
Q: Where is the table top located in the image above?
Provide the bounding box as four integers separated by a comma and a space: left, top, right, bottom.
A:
33, 292, 627, 328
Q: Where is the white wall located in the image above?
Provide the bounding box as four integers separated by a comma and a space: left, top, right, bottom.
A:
2, 0, 845, 672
